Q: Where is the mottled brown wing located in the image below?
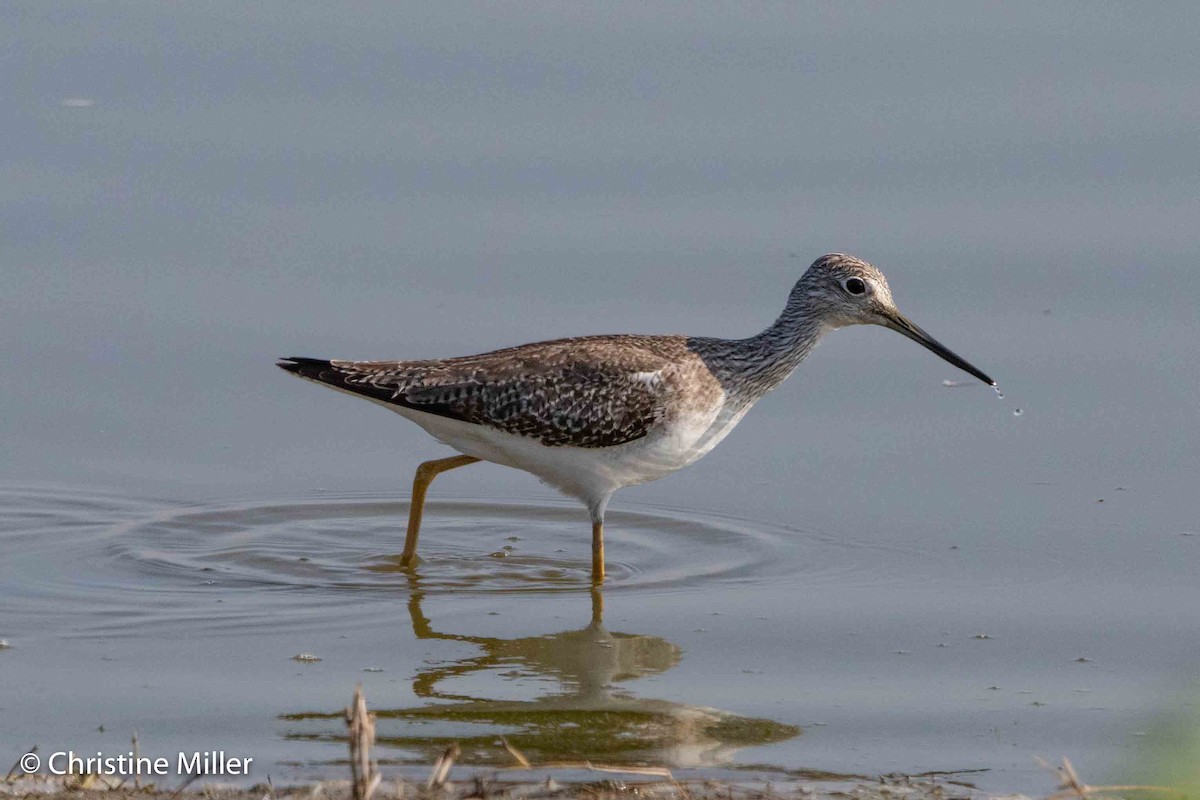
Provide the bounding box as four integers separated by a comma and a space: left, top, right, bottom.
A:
398, 362, 666, 447
279, 351, 669, 448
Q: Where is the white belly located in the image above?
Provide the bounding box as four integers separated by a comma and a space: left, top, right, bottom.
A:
371, 394, 748, 509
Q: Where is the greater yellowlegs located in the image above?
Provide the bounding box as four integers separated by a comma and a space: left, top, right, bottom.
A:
278, 253, 994, 583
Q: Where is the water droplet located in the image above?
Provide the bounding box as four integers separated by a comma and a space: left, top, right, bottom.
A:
1013, 408, 1023, 417
993, 385, 1004, 400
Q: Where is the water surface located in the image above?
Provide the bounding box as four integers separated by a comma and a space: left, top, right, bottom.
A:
3, 478, 1197, 790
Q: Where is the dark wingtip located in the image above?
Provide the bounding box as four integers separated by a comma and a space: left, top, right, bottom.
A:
276, 356, 331, 375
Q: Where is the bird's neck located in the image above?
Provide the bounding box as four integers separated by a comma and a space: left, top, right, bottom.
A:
694, 292, 828, 403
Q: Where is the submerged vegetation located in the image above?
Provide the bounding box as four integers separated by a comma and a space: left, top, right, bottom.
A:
7, 686, 1195, 800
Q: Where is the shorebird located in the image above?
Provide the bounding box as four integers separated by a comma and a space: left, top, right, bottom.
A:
278, 253, 994, 583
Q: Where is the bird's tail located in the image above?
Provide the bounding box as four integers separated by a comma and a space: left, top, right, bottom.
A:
276, 356, 335, 381
276, 356, 403, 406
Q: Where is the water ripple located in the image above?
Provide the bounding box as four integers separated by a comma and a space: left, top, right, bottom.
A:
1, 484, 915, 637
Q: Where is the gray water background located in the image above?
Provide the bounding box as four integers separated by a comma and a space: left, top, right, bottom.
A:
2, 3, 1198, 792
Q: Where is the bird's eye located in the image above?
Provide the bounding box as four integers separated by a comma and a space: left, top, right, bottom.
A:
844, 277, 867, 295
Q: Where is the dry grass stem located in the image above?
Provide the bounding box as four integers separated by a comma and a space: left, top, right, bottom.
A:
345, 685, 380, 800
502, 761, 675, 779
499, 738, 531, 769
171, 770, 203, 798
1037, 756, 1182, 800
5, 745, 37, 783
426, 744, 460, 790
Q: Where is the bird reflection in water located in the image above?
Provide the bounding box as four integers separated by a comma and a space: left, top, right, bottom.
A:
282, 584, 798, 769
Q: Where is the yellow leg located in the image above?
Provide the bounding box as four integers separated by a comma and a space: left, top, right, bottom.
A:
400, 455, 480, 567
591, 520, 605, 584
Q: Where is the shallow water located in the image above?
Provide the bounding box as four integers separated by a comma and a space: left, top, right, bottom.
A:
4, 2, 1200, 793
3, 476, 1198, 791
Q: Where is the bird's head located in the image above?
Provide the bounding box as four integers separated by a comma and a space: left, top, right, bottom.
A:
796, 253, 995, 387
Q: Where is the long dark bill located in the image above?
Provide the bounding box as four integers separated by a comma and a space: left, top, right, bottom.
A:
882, 311, 995, 387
